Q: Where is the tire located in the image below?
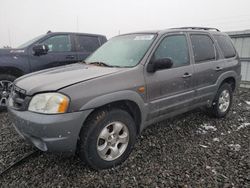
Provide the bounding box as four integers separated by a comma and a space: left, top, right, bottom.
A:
208, 83, 233, 118
0, 74, 16, 111
78, 108, 137, 170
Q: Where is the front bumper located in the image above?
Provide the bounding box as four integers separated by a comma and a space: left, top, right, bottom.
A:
8, 108, 92, 154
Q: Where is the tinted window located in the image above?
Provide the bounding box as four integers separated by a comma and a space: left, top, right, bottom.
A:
214, 35, 236, 58
190, 34, 216, 63
154, 35, 189, 68
76, 35, 100, 53
42, 35, 71, 52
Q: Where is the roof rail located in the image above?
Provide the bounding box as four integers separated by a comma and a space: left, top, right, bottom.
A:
171, 27, 220, 32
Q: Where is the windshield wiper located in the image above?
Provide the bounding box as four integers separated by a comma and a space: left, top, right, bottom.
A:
87, 61, 113, 67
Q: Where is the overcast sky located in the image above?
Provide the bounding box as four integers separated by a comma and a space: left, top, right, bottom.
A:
1, 0, 250, 48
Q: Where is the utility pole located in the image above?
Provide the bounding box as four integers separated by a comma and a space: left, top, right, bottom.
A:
76, 16, 79, 32
8, 29, 11, 47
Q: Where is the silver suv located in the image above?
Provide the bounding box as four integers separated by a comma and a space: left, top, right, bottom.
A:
8, 27, 241, 169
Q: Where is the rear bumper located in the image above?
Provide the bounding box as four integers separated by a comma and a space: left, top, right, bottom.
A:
8, 108, 92, 154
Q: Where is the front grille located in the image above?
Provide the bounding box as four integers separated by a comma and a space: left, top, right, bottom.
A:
10, 85, 30, 111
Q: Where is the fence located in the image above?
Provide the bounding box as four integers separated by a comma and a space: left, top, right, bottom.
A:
228, 30, 250, 88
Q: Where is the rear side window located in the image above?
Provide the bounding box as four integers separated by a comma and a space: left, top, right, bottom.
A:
190, 34, 216, 63
154, 35, 190, 68
214, 35, 236, 58
76, 35, 100, 53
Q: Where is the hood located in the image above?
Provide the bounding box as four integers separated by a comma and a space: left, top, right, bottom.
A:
0, 49, 12, 55
0, 48, 25, 55
15, 63, 125, 95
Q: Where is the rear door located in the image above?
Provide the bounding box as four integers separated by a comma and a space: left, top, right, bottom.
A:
145, 33, 195, 119
74, 35, 102, 61
29, 34, 78, 72
213, 34, 239, 76
189, 33, 224, 104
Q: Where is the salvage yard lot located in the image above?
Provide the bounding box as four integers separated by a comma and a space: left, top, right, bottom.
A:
0, 89, 250, 187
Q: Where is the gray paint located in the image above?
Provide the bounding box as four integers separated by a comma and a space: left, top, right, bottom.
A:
8, 28, 241, 154
8, 108, 92, 154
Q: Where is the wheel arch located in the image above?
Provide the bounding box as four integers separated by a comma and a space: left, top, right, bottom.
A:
79, 90, 148, 134
216, 71, 238, 92
220, 77, 236, 91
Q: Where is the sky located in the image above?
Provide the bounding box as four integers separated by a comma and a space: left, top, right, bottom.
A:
1, 0, 250, 48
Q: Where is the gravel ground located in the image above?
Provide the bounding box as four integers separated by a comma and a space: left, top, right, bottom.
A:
0, 89, 250, 187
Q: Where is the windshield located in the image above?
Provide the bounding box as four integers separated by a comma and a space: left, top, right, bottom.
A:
17, 34, 45, 48
85, 34, 156, 67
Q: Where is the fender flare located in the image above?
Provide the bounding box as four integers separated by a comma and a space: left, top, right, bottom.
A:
215, 71, 238, 90
80, 90, 148, 130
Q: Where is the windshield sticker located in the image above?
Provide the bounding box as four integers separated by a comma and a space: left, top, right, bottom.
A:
134, 35, 154, 40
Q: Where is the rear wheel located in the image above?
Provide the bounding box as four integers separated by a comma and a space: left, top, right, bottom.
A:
0, 74, 16, 111
208, 83, 233, 118
78, 108, 137, 169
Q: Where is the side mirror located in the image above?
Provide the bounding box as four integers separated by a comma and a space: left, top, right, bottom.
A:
147, 58, 173, 73
33, 44, 49, 56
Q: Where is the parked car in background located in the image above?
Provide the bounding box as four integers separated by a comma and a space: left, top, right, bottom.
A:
8, 27, 241, 169
0, 31, 107, 109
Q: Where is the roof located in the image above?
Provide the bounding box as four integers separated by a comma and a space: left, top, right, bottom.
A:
46, 31, 106, 37
120, 27, 222, 36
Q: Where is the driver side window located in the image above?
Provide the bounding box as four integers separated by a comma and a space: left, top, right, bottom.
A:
41, 35, 71, 52
154, 35, 190, 68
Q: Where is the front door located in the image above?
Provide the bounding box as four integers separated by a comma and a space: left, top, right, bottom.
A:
145, 34, 195, 120
29, 34, 78, 72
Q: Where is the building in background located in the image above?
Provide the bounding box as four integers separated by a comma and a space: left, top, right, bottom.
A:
228, 30, 250, 88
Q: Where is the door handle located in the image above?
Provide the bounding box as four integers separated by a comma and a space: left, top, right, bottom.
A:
182, 73, 192, 78
215, 66, 223, 71
65, 55, 75, 59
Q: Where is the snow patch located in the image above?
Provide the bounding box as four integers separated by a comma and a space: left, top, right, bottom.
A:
245, 101, 250, 105
213, 138, 220, 142
200, 144, 208, 148
197, 124, 217, 134
228, 144, 241, 151
237, 122, 250, 130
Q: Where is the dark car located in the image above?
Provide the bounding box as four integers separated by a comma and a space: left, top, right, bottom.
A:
8, 27, 241, 169
0, 31, 107, 109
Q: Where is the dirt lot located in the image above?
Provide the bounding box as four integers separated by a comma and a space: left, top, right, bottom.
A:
0, 89, 249, 187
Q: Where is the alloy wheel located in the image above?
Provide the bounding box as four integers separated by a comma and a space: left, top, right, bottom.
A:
97, 121, 129, 161
0, 80, 13, 107
218, 89, 230, 113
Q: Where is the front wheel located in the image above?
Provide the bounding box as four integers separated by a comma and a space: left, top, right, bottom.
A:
78, 108, 137, 169
0, 74, 16, 111
208, 83, 233, 118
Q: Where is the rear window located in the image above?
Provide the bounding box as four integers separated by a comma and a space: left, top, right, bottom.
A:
190, 34, 216, 63
76, 35, 100, 53
214, 35, 236, 58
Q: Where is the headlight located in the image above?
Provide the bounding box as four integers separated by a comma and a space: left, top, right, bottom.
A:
28, 93, 69, 114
